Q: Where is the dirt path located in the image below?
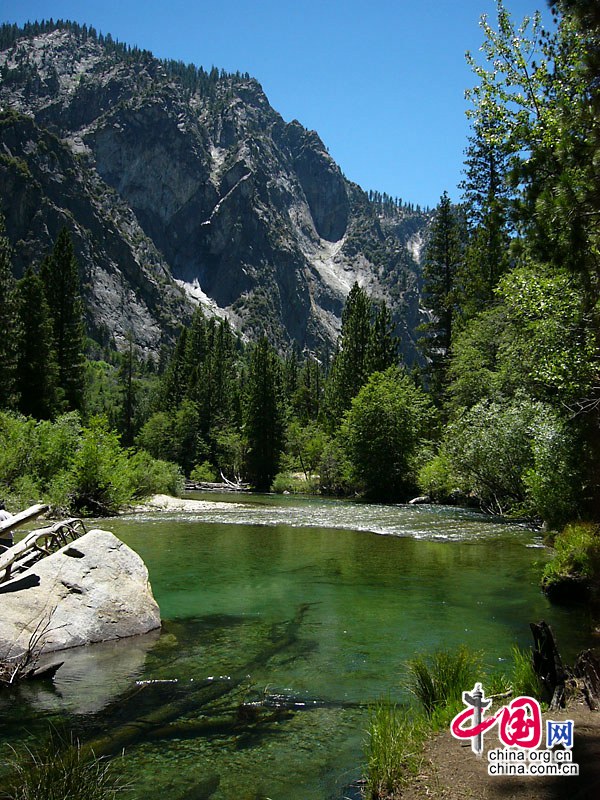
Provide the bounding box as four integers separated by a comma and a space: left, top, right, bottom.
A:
401, 700, 600, 800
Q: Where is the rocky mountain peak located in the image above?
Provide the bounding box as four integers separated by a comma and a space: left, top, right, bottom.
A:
0, 21, 430, 357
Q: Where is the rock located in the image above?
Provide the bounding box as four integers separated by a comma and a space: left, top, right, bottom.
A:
0, 529, 160, 660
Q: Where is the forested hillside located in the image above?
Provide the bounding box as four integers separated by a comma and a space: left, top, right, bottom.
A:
0, 19, 429, 357
0, 0, 598, 583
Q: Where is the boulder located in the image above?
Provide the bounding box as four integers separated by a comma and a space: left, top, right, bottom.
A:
0, 529, 161, 660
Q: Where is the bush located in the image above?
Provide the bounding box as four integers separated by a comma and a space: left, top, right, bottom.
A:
442, 394, 578, 524
127, 450, 184, 499
190, 460, 217, 483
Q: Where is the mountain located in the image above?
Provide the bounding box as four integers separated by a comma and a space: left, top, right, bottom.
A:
0, 21, 430, 358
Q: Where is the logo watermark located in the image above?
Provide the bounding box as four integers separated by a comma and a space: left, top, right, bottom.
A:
450, 682, 579, 776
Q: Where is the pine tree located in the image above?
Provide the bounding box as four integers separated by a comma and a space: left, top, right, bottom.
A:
40, 228, 85, 411
324, 282, 374, 423
16, 267, 58, 419
243, 337, 284, 491
368, 300, 398, 373
0, 215, 21, 409
419, 192, 464, 401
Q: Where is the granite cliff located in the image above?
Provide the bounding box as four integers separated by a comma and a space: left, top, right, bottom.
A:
0, 22, 429, 356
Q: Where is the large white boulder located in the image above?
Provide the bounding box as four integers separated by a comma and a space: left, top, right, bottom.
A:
0, 529, 161, 660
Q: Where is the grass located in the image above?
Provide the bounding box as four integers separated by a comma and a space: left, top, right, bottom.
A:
1, 729, 129, 800
542, 522, 600, 600
364, 644, 547, 798
406, 646, 481, 723
364, 699, 428, 800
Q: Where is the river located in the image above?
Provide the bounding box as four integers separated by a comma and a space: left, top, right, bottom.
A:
0, 495, 592, 799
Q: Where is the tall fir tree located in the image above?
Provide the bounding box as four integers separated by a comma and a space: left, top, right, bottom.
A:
324, 282, 374, 423
243, 336, 284, 491
418, 192, 464, 402
0, 215, 21, 409
40, 228, 85, 411
368, 300, 398, 373
459, 114, 512, 317
16, 267, 59, 419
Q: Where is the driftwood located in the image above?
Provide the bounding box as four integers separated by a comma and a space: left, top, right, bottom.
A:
574, 649, 600, 710
0, 504, 49, 537
82, 603, 311, 757
530, 621, 567, 709
0, 518, 86, 584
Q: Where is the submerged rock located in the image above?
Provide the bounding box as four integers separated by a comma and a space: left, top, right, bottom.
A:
0, 529, 161, 660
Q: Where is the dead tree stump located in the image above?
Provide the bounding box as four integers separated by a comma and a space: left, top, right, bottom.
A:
530, 621, 567, 710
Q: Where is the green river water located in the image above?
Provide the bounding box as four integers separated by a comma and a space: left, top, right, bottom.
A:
0, 494, 593, 799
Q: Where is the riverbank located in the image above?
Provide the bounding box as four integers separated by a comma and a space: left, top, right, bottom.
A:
131, 493, 243, 513
401, 700, 600, 800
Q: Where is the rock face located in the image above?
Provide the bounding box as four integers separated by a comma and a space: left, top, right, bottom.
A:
0, 529, 161, 660
0, 23, 430, 356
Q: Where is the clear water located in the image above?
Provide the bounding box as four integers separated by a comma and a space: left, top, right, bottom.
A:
0, 496, 592, 799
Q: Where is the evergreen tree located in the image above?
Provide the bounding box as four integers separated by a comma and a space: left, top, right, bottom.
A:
324, 283, 374, 423
0, 215, 21, 409
418, 192, 464, 401
16, 267, 58, 419
40, 228, 85, 411
368, 300, 398, 373
459, 114, 512, 317
243, 337, 284, 491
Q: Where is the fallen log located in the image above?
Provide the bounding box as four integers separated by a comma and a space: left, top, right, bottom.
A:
82, 603, 311, 757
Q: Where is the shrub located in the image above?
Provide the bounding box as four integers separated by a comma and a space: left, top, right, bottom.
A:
127, 450, 184, 499
190, 460, 217, 483
442, 394, 578, 524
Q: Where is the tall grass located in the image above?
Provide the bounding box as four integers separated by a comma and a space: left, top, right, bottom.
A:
510, 645, 544, 699
1, 730, 129, 800
364, 699, 428, 800
406, 646, 481, 722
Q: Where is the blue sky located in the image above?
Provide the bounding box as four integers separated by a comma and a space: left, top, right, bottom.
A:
1, 0, 552, 209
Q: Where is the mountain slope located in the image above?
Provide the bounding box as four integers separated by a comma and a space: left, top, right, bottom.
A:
0, 21, 429, 356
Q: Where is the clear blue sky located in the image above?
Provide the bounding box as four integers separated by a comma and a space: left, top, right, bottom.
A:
1, 0, 552, 209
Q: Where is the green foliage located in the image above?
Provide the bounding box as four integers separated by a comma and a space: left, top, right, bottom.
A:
190, 460, 217, 483
416, 451, 454, 502
0, 213, 20, 410
542, 522, 600, 596
15, 267, 59, 420
341, 367, 435, 500
68, 417, 135, 514
509, 646, 545, 700
0, 411, 181, 515
418, 192, 465, 401
40, 228, 85, 412
318, 435, 353, 496
441, 394, 578, 524
406, 647, 481, 721
126, 450, 183, 499
243, 337, 285, 491
2, 728, 129, 800
364, 699, 427, 800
